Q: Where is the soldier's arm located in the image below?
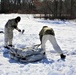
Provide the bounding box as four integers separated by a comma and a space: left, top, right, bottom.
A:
39, 29, 43, 43
15, 27, 21, 32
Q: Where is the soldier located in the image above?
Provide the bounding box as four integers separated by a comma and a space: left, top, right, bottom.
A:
39, 26, 66, 59
4, 16, 21, 48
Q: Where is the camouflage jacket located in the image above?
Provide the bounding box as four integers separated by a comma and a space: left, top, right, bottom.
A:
5, 19, 18, 31
39, 27, 55, 42
39, 27, 55, 37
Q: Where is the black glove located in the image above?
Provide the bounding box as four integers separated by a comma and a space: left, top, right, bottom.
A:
22, 29, 25, 34
18, 29, 21, 32
60, 54, 66, 59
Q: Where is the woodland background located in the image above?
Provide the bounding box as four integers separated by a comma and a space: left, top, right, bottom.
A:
0, 0, 76, 19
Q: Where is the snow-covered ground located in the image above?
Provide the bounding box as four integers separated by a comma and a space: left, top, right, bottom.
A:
0, 14, 76, 75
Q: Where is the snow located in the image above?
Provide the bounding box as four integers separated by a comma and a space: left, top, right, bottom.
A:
0, 14, 76, 75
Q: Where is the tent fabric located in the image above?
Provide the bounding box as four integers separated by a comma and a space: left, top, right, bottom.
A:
8, 47, 45, 62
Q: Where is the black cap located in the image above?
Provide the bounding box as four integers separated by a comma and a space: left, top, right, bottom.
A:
15, 16, 21, 22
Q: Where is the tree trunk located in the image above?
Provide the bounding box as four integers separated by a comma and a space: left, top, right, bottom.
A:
71, 0, 74, 16
54, 0, 58, 17
59, 0, 62, 17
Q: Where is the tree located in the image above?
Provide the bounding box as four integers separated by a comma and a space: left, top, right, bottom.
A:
71, 0, 74, 16
59, 0, 62, 17
1, 0, 5, 13
54, 0, 58, 17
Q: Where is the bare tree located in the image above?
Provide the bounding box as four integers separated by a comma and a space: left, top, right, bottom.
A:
71, 0, 74, 16
1, 0, 5, 13
53, 0, 58, 17
59, 0, 62, 17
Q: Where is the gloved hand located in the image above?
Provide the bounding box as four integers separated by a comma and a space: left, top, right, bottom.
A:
18, 29, 21, 32
22, 29, 25, 34
60, 54, 66, 59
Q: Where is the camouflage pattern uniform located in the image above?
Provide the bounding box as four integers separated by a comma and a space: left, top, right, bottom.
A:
39, 26, 63, 54
4, 17, 21, 47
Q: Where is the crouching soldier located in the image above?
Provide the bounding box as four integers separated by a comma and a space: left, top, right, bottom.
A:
39, 26, 66, 59
4, 16, 21, 48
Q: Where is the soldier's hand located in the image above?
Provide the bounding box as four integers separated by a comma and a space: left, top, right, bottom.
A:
18, 29, 21, 32
22, 29, 25, 34
60, 54, 66, 59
